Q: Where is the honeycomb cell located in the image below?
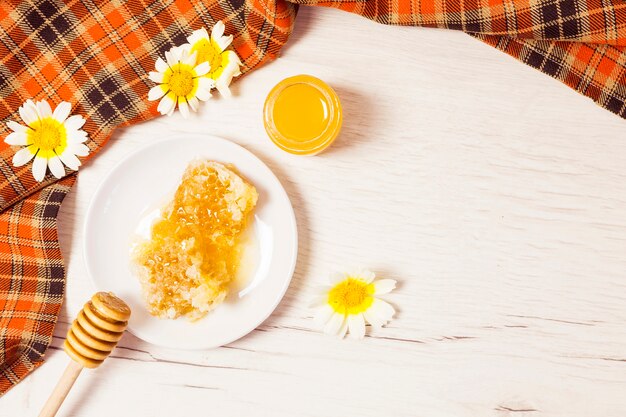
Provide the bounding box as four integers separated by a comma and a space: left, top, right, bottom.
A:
132, 160, 258, 320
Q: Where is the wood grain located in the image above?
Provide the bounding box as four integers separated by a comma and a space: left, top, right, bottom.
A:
2, 6, 626, 416
37, 361, 83, 417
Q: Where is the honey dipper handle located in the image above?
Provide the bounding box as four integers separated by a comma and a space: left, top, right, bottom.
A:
38, 360, 84, 417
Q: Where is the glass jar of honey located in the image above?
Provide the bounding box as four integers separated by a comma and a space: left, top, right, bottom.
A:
263, 75, 342, 155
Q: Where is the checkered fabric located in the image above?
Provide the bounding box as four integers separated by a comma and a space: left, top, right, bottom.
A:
312, 0, 626, 117
0, 0, 624, 395
0, 175, 74, 394
0, 0, 296, 395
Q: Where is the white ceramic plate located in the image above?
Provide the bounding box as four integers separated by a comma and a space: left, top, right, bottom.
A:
83, 135, 297, 349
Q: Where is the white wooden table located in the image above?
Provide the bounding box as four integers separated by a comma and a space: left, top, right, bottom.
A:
3, 6, 626, 417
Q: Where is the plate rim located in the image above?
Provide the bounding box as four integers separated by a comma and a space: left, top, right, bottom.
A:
82, 135, 298, 349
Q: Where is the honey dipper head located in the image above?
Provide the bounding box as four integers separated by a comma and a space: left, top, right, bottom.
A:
91, 292, 131, 322
64, 292, 131, 369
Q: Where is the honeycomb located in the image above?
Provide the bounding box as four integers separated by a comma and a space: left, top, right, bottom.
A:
131, 160, 258, 320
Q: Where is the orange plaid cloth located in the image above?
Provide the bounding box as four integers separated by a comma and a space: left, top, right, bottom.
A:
0, 0, 625, 395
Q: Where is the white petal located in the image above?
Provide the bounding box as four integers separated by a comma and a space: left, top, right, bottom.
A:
32, 156, 48, 182
13, 147, 35, 167
148, 71, 164, 83
224, 50, 242, 67
7, 121, 28, 133
66, 129, 88, 144
186, 32, 200, 44
36, 100, 52, 118
178, 98, 190, 119
217, 34, 233, 51
324, 313, 345, 336
211, 21, 225, 42
57, 151, 81, 171
64, 115, 85, 131
215, 80, 232, 98
165, 48, 179, 67
367, 298, 395, 325
363, 310, 385, 328
157, 94, 176, 116
195, 78, 213, 101
69, 143, 90, 157
177, 43, 192, 55
194, 61, 210, 77
353, 269, 375, 283
52, 101, 71, 123
337, 318, 349, 339
187, 96, 199, 112
211, 22, 232, 51
155, 57, 168, 72
373, 279, 396, 295
201, 76, 216, 89
19, 100, 39, 125
217, 60, 240, 79
182, 50, 197, 66
148, 85, 167, 101
347, 314, 366, 339
187, 28, 209, 45
313, 304, 334, 327
220, 61, 242, 88
47, 155, 65, 178
5, 131, 28, 145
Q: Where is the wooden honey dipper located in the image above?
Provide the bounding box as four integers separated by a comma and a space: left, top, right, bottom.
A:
38, 292, 131, 417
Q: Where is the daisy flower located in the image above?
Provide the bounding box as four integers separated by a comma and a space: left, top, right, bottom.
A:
148, 45, 214, 118
185, 21, 242, 97
311, 269, 396, 339
4, 99, 89, 182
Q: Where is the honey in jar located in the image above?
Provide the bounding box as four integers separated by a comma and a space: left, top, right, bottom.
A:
263, 75, 342, 155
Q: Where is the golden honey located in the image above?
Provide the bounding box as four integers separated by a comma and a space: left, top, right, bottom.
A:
263, 75, 342, 155
131, 160, 258, 320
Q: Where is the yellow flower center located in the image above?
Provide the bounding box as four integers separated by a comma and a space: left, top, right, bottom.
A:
27, 117, 67, 157
190, 39, 224, 79
168, 67, 195, 97
328, 278, 374, 315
